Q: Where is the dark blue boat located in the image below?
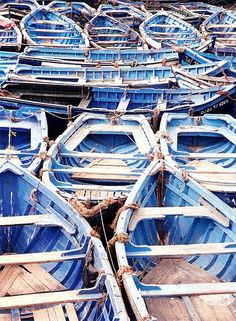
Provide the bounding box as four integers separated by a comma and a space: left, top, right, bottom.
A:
0, 160, 128, 320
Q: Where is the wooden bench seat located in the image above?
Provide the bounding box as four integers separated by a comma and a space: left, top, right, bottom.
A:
126, 241, 236, 258
128, 205, 229, 231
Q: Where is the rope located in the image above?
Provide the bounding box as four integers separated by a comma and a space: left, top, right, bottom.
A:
110, 203, 139, 231
90, 228, 101, 239
116, 265, 134, 285
155, 131, 173, 145
181, 169, 189, 182
217, 90, 236, 102
108, 232, 129, 248
108, 111, 125, 125
69, 197, 118, 218
45, 110, 78, 121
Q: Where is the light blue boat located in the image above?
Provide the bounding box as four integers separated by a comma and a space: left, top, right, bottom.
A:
42, 113, 157, 208
0, 107, 47, 174
0, 160, 128, 320
0, 15, 22, 51
160, 113, 236, 207
21, 7, 89, 47
115, 159, 236, 320
140, 10, 204, 49
201, 9, 236, 56
97, 3, 148, 28
47, 1, 95, 27
7, 60, 228, 88
84, 13, 147, 49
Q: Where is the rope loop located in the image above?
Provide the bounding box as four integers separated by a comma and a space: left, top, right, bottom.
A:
110, 203, 139, 231
108, 232, 129, 248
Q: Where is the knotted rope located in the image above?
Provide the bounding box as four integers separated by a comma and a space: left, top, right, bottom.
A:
69, 197, 117, 218
108, 232, 129, 248
116, 265, 134, 285
110, 203, 139, 231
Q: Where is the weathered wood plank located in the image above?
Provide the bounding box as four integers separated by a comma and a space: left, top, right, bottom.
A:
0, 214, 57, 227
126, 242, 236, 258
0, 249, 85, 266
0, 266, 23, 296
65, 303, 78, 321
0, 291, 102, 310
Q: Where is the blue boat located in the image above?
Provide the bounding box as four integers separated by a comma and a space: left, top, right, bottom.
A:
0, 160, 128, 320
0, 0, 39, 21
170, 2, 221, 22
42, 113, 157, 210
114, 159, 236, 320
160, 113, 236, 206
97, 3, 148, 28
91, 84, 236, 116
0, 16, 22, 51
163, 4, 201, 27
0, 83, 234, 118
201, 9, 236, 55
21, 7, 89, 47
84, 13, 147, 49
21, 40, 211, 67
47, 1, 95, 27
7, 61, 228, 88
139, 10, 203, 49
0, 107, 47, 174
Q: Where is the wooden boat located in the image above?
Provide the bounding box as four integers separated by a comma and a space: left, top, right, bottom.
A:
160, 113, 236, 206
97, 4, 148, 28
0, 83, 234, 118
163, 4, 201, 27
0, 15, 21, 51
169, 2, 221, 22
139, 10, 203, 49
114, 159, 236, 321
0, 159, 129, 320
0, 107, 47, 174
21, 46, 179, 67
7, 60, 227, 88
201, 9, 236, 52
47, 1, 95, 27
84, 13, 147, 49
174, 66, 236, 90
0, 0, 39, 21
21, 7, 89, 47
91, 84, 236, 116
42, 113, 157, 211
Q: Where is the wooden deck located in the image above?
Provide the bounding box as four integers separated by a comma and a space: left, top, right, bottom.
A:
0, 263, 78, 321
142, 259, 236, 321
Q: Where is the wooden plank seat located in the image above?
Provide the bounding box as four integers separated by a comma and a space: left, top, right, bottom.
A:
137, 280, 236, 297
56, 183, 132, 192
69, 158, 141, 182
174, 153, 236, 159
0, 246, 88, 266
149, 24, 181, 28
0, 290, 102, 310
208, 24, 236, 29
0, 214, 75, 235
126, 241, 236, 258
128, 206, 229, 231
60, 151, 147, 160
31, 36, 81, 40
96, 40, 139, 44
77, 97, 92, 109
142, 259, 236, 320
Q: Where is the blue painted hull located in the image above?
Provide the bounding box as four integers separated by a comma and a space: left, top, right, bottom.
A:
0, 160, 128, 320
160, 113, 236, 206
115, 160, 236, 320
21, 7, 89, 47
